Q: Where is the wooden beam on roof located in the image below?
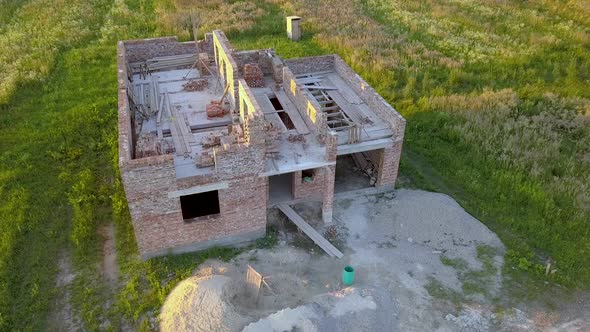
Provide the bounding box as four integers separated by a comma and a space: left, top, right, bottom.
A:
321, 105, 341, 112
304, 85, 337, 90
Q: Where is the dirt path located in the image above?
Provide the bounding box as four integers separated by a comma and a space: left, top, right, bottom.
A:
48, 251, 82, 332
99, 223, 118, 283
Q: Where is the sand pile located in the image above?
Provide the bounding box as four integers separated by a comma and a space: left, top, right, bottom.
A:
242, 288, 381, 332
159, 275, 249, 332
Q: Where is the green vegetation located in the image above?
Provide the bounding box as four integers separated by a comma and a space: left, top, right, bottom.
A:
430, 245, 500, 303
261, 0, 590, 287
0, 0, 589, 330
440, 245, 499, 298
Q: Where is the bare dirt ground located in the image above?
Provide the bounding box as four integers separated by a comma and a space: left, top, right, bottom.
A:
49, 223, 121, 331
48, 251, 82, 332
160, 189, 590, 332
99, 223, 118, 283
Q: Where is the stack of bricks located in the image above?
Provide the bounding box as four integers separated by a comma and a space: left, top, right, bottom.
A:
182, 79, 208, 91
243, 63, 264, 87
135, 133, 159, 158
206, 101, 225, 119
196, 150, 214, 167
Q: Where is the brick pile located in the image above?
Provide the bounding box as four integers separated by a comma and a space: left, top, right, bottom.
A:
243, 63, 264, 87
206, 101, 225, 118
196, 150, 214, 167
182, 79, 208, 91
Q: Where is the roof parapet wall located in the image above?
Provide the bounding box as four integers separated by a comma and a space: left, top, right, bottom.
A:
283, 55, 335, 75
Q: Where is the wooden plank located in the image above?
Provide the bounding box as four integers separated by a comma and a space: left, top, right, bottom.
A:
151, 75, 159, 115
165, 92, 188, 156
326, 89, 365, 124
139, 83, 144, 105
325, 74, 363, 104
326, 111, 343, 118
156, 95, 165, 124
182, 113, 196, 143
296, 77, 323, 84
321, 105, 340, 112
246, 265, 263, 300
277, 204, 343, 259
189, 119, 232, 130
295, 70, 334, 78
304, 85, 337, 90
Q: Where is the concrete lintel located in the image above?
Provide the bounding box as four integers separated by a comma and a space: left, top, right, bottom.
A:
337, 138, 393, 156
167, 182, 229, 198
260, 161, 336, 177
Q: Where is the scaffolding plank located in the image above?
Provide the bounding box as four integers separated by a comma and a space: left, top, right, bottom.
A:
277, 204, 343, 258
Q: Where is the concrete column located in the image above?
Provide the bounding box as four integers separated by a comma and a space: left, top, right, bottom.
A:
375, 141, 403, 188
321, 165, 336, 223
286, 16, 302, 41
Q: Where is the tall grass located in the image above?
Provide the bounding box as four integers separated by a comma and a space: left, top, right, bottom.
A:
1, 0, 589, 330
0, 0, 107, 103
261, 0, 590, 286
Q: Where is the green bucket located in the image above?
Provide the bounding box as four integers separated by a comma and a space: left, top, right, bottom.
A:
342, 265, 355, 285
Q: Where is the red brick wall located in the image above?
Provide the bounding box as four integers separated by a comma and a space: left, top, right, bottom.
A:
375, 141, 403, 188
123, 37, 197, 63
122, 157, 268, 258
118, 36, 270, 258
292, 169, 324, 200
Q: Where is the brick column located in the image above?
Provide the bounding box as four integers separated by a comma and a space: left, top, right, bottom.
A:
375, 140, 403, 188
322, 164, 336, 223
322, 131, 338, 223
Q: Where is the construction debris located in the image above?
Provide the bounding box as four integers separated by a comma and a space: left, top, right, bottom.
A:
243, 63, 264, 87
202, 132, 223, 148
182, 79, 208, 91
287, 134, 305, 143
196, 150, 215, 167
135, 133, 174, 158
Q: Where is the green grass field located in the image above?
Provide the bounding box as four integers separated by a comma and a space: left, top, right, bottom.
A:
0, 0, 589, 330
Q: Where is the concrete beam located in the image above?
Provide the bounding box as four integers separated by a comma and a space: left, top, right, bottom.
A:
167, 182, 229, 198
336, 138, 393, 156
260, 161, 336, 177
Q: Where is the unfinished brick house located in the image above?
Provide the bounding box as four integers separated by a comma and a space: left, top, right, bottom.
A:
117, 30, 405, 259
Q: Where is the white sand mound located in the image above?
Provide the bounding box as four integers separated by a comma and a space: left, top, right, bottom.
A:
159, 275, 248, 332
243, 287, 379, 332
242, 306, 319, 332
325, 288, 377, 317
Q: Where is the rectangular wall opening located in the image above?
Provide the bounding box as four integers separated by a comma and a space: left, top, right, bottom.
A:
269, 95, 295, 130
180, 190, 220, 220
334, 155, 373, 192
302, 169, 315, 182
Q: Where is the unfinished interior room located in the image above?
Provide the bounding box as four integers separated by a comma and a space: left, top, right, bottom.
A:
117, 30, 406, 259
